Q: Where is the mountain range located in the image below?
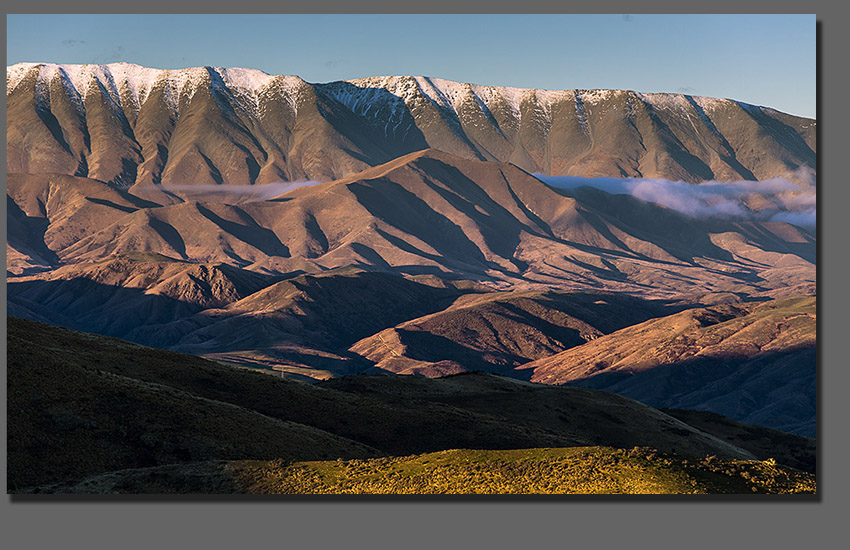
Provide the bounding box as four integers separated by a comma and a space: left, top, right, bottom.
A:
6, 150, 817, 434
7, 62, 815, 187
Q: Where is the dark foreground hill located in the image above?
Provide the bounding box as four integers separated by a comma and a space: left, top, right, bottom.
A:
662, 409, 816, 474
7, 317, 814, 493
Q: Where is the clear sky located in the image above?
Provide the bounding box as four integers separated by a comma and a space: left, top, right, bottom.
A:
6, 14, 816, 118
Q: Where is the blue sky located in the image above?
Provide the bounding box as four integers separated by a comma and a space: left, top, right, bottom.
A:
6, 14, 816, 118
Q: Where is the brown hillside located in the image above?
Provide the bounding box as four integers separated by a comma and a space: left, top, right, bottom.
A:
350, 290, 676, 376
519, 297, 816, 435
8, 150, 816, 299
8, 63, 816, 184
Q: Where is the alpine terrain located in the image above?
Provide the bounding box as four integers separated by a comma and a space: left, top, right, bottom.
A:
6, 62, 817, 494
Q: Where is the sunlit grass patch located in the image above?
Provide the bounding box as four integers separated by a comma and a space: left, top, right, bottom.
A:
227, 447, 816, 495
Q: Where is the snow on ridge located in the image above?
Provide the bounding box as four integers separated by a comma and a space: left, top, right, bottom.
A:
215, 66, 277, 92
414, 76, 470, 111
636, 91, 691, 111
691, 95, 729, 112
343, 75, 424, 108
341, 75, 630, 123
53, 64, 110, 100
216, 68, 305, 116
261, 74, 306, 116
638, 91, 735, 113
6, 62, 304, 115
347, 76, 772, 122
105, 62, 170, 107
321, 77, 404, 115
491, 86, 526, 118
533, 88, 573, 106
42, 65, 85, 113
6, 62, 41, 93
8, 63, 795, 123
628, 90, 773, 118
734, 100, 770, 117
319, 77, 413, 137
158, 66, 211, 111
578, 89, 618, 104
7, 62, 190, 111
679, 94, 767, 115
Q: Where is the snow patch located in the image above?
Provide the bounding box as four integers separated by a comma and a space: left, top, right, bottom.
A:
578, 89, 617, 104
321, 77, 418, 137
469, 84, 524, 120
107, 62, 169, 107
6, 62, 41, 93
414, 76, 473, 112
638, 92, 692, 112
691, 96, 729, 112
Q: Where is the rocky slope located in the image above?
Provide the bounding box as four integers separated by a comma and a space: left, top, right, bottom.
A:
7, 151, 816, 388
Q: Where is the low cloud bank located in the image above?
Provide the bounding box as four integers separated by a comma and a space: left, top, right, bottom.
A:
163, 181, 323, 203
537, 170, 816, 229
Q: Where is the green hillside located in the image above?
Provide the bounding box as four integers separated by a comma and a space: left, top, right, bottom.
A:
34, 447, 815, 495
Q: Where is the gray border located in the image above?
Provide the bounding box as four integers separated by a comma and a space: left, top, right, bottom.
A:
2, 3, 846, 550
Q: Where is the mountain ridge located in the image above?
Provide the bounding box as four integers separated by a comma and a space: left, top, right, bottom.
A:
7, 150, 817, 299
7, 62, 797, 117
7, 62, 816, 186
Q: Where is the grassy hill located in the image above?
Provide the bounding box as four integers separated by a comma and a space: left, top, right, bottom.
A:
7, 317, 815, 493
31, 447, 815, 495
662, 409, 817, 473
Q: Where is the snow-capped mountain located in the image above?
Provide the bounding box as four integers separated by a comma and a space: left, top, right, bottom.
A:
6, 62, 816, 187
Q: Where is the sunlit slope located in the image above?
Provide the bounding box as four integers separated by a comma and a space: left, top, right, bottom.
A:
8, 63, 815, 184
8, 151, 816, 306
350, 290, 675, 376
32, 447, 815, 495
520, 297, 816, 435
